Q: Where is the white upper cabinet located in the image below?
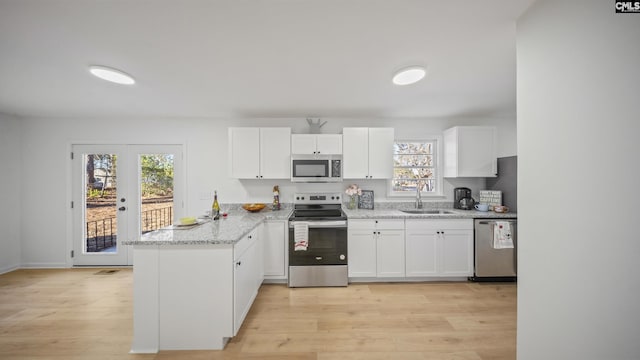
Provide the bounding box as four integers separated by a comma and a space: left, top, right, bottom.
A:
342, 128, 369, 178
260, 128, 292, 179
343, 127, 394, 179
291, 134, 342, 155
229, 127, 291, 179
443, 126, 497, 177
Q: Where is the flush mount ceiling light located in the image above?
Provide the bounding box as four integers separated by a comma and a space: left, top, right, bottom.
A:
89, 65, 136, 85
392, 66, 426, 86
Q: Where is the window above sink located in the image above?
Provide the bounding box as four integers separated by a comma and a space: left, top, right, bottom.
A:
388, 137, 444, 198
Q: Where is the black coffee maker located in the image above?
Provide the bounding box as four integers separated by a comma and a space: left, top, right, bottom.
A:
454, 187, 475, 210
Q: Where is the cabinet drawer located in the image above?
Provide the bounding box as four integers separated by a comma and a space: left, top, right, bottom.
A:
348, 219, 404, 230
348, 219, 376, 230
405, 219, 473, 231
234, 228, 258, 261
374, 219, 404, 230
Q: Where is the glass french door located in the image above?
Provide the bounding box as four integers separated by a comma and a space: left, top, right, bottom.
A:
72, 144, 183, 266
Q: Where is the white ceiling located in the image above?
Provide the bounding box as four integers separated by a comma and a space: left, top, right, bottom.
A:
0, 0, 534, 119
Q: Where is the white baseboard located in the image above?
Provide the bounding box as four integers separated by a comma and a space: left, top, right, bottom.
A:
0, 264, 20, 275
20, 262, 68, 269
348, 276, 469, 283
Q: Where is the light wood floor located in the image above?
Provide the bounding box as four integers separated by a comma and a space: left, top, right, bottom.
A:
0, 268, 516, 360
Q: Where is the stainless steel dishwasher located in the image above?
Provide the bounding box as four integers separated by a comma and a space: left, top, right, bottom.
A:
470, 219, 517, 281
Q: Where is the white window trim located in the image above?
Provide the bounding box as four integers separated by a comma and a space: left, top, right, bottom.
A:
387, 135, 444, 198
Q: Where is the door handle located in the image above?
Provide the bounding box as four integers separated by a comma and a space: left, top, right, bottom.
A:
118, 206, 126, 211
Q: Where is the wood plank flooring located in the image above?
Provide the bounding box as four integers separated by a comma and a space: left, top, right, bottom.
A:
0, 269, 516, 360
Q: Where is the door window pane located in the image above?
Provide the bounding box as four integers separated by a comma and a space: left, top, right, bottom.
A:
139, 154, 174, 234
84, 154, 118, 253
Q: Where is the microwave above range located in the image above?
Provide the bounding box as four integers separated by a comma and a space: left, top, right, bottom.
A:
291, 155, 342, 183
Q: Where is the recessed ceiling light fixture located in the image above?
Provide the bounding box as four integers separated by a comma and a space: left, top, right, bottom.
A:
392, 66, 426, 86
89, 65, 136, 85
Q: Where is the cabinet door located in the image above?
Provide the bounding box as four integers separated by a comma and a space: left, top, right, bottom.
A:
439, 230, 473, 276
457, 127, 496, 177
405, 230, 438, 277
342, 128, 369, 178
229, 128, 260, 179
263, 221, 286, 278
291, 134, 317, 155
443, 126, 496, 178
367, 128, 394, 179
260, 128, 291, 179
316, 134, 343, 155
255, 225, 265, 284
376, 230, 405, 277
347, 230, 377, 277
233, 240, 256, 335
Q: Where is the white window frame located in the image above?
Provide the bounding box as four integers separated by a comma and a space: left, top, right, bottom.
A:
387, 135, 444, 198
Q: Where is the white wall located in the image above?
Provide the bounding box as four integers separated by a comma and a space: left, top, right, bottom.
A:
517, 1, 640, 359
17, 116, 514, 267
0, 113, 22, 273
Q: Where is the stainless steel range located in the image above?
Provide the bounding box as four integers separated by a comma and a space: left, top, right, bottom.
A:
288, 192, 348, 287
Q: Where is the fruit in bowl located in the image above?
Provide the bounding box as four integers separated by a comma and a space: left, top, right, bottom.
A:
242, 203, 266, 212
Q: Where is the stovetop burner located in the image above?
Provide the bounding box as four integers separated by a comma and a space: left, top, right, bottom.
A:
289, 192, 346, 222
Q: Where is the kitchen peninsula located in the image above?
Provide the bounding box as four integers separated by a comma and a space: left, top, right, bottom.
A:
122, 208, 291, 353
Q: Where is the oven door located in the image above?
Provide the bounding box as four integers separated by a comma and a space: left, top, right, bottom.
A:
289, 221, 348, 265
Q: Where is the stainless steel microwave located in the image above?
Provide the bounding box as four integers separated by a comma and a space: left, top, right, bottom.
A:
291, 155, 342, 182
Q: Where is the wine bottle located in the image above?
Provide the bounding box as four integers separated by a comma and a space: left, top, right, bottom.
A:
212, 190, 220, 220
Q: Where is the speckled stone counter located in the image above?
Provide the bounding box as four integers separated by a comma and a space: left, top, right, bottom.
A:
122, 206, 292, 246
343, 202, 516, 220
343, 208, 517, 219
124, 201, 516, 246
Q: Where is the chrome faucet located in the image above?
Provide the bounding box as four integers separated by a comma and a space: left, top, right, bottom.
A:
415, 181, 423, 209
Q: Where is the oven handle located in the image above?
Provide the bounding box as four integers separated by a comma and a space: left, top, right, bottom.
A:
289, 220, 348, 229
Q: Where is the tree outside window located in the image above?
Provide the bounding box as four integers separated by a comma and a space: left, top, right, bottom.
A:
392, 140, 437, 194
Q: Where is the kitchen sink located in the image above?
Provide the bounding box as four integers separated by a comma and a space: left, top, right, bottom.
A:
400, 209, 455, 214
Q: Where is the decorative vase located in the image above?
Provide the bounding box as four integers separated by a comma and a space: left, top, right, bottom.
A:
348, 195, 357, 210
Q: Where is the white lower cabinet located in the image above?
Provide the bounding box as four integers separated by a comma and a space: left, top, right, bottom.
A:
405, 219, 474, 277
376, 230, 405, 277
263, 220, 288, 280
405, 227, 438, 277
233, 228, 260, 335
347, 229, 377, 277
348, 219, 405, 278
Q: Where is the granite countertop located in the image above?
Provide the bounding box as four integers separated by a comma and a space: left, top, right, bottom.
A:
125, 202, 516, 246
343, 207, 517, 220
123, 206, 292, 246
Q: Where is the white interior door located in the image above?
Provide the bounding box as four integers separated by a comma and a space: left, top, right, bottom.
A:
72, 144, 183, 266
